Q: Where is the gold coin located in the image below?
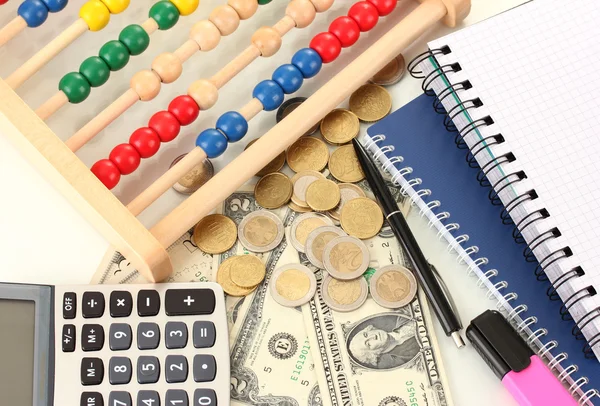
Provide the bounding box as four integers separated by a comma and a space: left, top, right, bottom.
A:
329, 145, 365, 183
349, 84, 392, 122
288, 201, 313, 213
305, 179, 341, 212
369, 54, 406, 86
327, 183, 366, 220
171, 155, 214, 195
291, 170, 326, 207
270, 264, 317, 307
193, 214, 237, 254
255, 172, 293, 209
286, 137, 329, 173
246, 139, 286, 177
340, 197, 384, 239
216, 256, 257, 296
229, 255, 266, 288
320, 109, 360, 145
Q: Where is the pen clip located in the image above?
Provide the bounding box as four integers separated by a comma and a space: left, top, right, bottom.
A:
428, 262, 462, 329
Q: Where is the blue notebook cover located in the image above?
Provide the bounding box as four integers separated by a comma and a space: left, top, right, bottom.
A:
367, 94, 600, 400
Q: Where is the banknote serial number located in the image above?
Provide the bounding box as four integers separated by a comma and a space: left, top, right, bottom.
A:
406, 381, 419, 406
290, 341, 311, 386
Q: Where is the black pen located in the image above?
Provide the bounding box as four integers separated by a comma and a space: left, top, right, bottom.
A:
352, 138, 465, 348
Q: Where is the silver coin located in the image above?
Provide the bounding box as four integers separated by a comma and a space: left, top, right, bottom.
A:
270, 264, 317, 307
238, 210, 284, 253
170, 154, 214, 194
320, 273, 368, 312
290, 213, 334, 253
291, 170, 325, 207
327, 183, 366, 220
305, 226, 347, 268
323, 236, 370, 280
369, 265, 417, 309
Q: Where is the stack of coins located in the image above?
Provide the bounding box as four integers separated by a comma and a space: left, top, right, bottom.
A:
216, 254, 266, 297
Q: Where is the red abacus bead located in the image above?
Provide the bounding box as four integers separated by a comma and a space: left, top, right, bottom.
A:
367, 0, 395, 16
0, 0, 9, 5
329, 16, 360, 48
130, 127, 161, 158
168, 95, 200, 126
109, 143, 141, 175
348, 1, 379, 32
309, 32, 342, 64
91, 159, 121, 189
149, 110, 181, 142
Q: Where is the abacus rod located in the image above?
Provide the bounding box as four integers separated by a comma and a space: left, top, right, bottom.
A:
273, 15, 296, 36
150, 0, 449, 247
141, 17, 159, 35
210, 45, 261, 89
35, 91, 68, 120
174, 39, 200, 62
0, 16, 26, 48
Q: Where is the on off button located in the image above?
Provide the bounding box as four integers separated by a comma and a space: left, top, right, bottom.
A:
63, 292, 76, 319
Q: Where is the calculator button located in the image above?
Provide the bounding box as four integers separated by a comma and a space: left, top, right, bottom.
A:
137, 322, 160, 350
82, 292, 105, 318
109, 392, 132, 406
194, 389, 217, 406
165, 321, 188, 349
165, 289, 215, 316
166, 390, 188, 406
137, 290, 160, 317
82, 324, 105, 351
81, 358, 104, 385
165, 355, 188, 383
193, 355, 216, 382
109, 357, 132, 385
137, 391, 160, 406
137, 356, 160, 384
81, 391, 104, 406
109, 323, 132, 351
193, 321, 216, 349
62, 324, 76, 352
63, 292, 77, 319
110, 291, 133, 318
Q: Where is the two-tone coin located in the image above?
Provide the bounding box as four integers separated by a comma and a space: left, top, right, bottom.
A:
329, 145, 365, 183
171, 154, 214, 195
291, 170, 325, 208
290, 212, 334, 253
238, 210, 285, 253
321, 274, 368, 312
369, 54, 406, 86
305, 179, 340, 212
340, 197, 384, 239
255, 172, 293, 209
286, 137, 329, 173
320, 109, 360, 145
327, 183, 366, 220
369, 265, 417, 308
270, 264, 317, 307
229, 254, 266, 288
305, 226, 347, 268
323, 236, 370, 280
276, 97, 320, 136
193, 214, 237, 254
216, 256, 258, 296
246, 139, 286, 177
288, 201, 313, 213
349, 84, 392, 122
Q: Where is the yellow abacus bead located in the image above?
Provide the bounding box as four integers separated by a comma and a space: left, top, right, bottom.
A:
79, 0, 110, 31
100, 0, 130, 14
169, 0, 199, 16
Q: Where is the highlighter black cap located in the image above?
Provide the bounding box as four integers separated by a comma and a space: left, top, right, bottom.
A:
466, 310, 534, 380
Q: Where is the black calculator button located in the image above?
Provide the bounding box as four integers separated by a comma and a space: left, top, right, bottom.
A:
194, 389, 217, 406
82, 292, 105, 318
137, 391, 160, 406
109, 323, 132, 351
165, 321, 188, 349
109, 357, 132, 385
137, 356, 160, 384
137, 290, 160, 317
82, 324, 105, 351
193, 354, 216, 382
81, 358, 104, 385
109, 392, 132, 406
110, 291, 133, 318
193, 321, 216, 349
137, 322, 160, 350
81, 392, 104, 406
166, 390, 188, 406
165, 355, 188, 383
165, 289, 215, 316
62, 324, 76, 352
63, 292, 77, 319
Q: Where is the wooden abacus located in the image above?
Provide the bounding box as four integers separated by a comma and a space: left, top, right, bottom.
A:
0, 0, 470, 282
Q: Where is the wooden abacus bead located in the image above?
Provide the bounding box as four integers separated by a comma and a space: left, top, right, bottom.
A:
42, 0, 68, 12
309, 0, 333, 13
149, 0, 180, 30
149, 111, 180, 142
169, 0, 198, 16
152, 52, 183, 84
329, 16, 360, 48
310, 32, 341, 63
209, 5, 240, 36
168, 95, 199, 125
348, 1, 379, 32
130, 127, 161, 158
190, 20, 221, 51
188, 79, 218, 110
367, 0, 395, 16
91, 159, 120, 189
79, 0, 111, 31
196, 129, 228, 158
286, 0, 316, 29
18, 0, 49, 27
130, 70, 161, 101
228, 0, 258, 20
252, 80, 284, 111
251, 27, 282, 57
109, 143, 140, 174
99, 0, 129, 14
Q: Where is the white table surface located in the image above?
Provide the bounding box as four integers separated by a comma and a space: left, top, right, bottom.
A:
0, 0, 527, 404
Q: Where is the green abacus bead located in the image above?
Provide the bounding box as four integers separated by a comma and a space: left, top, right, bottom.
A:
79, 56, 110, 87
59, 72, 91, 104
257, 0, 271, 4
149, 1, 179, 31
118, 24, 150, 56
99, 40, 130, 71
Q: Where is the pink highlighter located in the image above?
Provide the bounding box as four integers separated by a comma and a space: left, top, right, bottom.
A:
466, 310, 578, 406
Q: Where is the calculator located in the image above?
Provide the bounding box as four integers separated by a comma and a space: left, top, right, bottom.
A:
0, 282, 230, 406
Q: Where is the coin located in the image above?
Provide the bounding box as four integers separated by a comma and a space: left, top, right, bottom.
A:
329, 145, 365, 183
349, 84, 392, 122
286, 137, 329, 173
290, 212, 334, 253
305, 226, 347, 268
171, 154, 214, 194
321, 273, 368, 312
270, 264, 317, 307
238, 210, 284, 253
193, 214, 237, 254
369, 54, 406, 86
327, 183, 366, 220
229, 254, 266, 288
217, 256, 258, 296
306, 179, 340, 212
255, 172, 293, 209
291, 170, 325, 208
369, 265, 417, 308
323, 236, 370, 280
320, 109, 360, 145
288, 201, 313, 213
340, 197, 384, 239
276, 97, 320, 136
246, 139, 286, 177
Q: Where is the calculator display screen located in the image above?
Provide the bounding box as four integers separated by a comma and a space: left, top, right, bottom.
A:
0, 299, 35, 405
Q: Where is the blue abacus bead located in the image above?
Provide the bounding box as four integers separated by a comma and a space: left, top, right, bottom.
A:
252, 80, 284, 112
18, 0, 49, 27
291, 48, 322, 79
41, 0, 67, 13
216, 111, 248, 143
196, 129, 228, 158
272, 64, 303, 94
